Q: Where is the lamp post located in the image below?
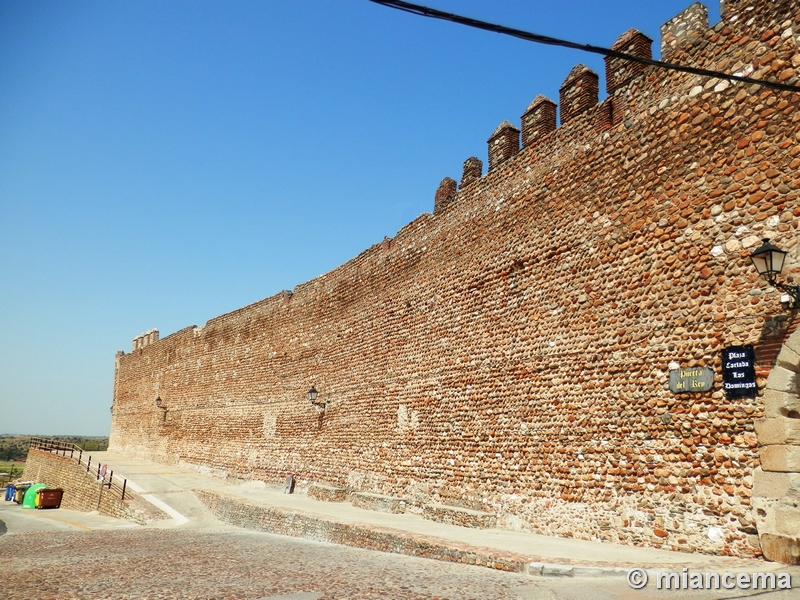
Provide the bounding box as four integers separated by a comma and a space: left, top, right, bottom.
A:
749, 238, 800, 308
155, 396, 167, 421
307, 386, 327, 409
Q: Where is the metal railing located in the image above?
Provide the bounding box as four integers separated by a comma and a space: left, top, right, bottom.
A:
28, 437, 127, 501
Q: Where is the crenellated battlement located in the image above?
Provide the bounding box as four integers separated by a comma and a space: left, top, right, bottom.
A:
132, 329, 159, 352
520, 95, 557, 148
661, 2, 709, 58
559, 63, 600, 125
433, 177, 457, 214
487, 120, 520, 171
606, 29, 653, 94
459, 156, 482, 188
433, 0, 798, 214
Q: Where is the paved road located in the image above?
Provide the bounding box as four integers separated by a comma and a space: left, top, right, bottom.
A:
1, 504, 798, 600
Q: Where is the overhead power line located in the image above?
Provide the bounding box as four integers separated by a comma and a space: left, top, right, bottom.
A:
367, 0, 800, 93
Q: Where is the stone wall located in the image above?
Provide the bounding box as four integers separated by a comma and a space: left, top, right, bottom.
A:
196, 489, 533, 573
110, 0, 800, 559
752, 327, 800, 563
22, 448, 163, 524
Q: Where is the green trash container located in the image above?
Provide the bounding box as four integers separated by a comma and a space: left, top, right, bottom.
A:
22, 484, 46, 509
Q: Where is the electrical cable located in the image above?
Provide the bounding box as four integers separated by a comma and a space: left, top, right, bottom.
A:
367, 0, 800, 93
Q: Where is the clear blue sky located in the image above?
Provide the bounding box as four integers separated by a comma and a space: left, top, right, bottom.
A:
0, 0, 721, 436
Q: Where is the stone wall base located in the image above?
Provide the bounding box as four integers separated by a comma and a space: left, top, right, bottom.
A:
307, 483, 349, 503
351, 491, 407, 514
196, 488, 539, 573
758, 533, 800, 565
423, 503, 497, 529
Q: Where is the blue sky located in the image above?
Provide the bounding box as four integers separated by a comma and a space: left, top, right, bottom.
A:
0, 0, 721, 436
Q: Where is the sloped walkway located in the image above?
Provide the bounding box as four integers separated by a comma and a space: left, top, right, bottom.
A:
88, 451, 783, 577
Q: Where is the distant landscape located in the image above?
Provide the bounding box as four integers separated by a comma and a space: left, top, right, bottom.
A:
0, 434, 109, 485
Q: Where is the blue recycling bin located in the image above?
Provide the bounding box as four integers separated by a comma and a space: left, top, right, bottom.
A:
4, 484, 15, 501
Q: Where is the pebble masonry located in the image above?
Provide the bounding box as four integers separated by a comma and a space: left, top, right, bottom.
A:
109, 0, 800, 563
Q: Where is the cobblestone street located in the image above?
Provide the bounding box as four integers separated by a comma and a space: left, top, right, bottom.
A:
0, 525, 535, 600
3, 522, 797, 600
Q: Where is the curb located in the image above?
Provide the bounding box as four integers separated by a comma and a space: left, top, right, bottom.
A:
528, 563, 629, 578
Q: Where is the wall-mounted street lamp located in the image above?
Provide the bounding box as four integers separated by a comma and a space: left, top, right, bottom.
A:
307, 386, 327, 409
155, 396, 167, 421
750, 238, 800, 309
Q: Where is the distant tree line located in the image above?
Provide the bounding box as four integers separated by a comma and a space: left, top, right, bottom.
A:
0, 438, 28, 462
0, 435, 109, 461
56, 436, 109, 452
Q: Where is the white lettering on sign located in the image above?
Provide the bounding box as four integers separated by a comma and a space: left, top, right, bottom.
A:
724, 382, 757, 389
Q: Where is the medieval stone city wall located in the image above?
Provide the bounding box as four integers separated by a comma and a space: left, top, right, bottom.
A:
110, 0, 800, 558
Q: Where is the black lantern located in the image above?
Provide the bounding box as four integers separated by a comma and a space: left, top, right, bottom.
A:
749, 238, 799, 308
155, 396, 167, 421
750, 238, 787, 281
307, 386, 326, 408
